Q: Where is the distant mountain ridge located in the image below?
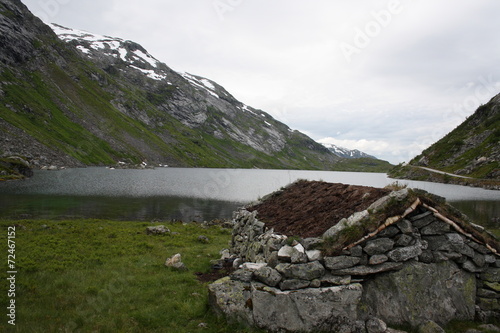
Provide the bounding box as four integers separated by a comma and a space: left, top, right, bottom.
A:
0, 0, 341, 172
322, 143, 377, 159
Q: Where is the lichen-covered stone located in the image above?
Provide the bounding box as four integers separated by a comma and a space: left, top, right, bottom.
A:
332, 262, 403, 276
275, 261, 325, 281
481, 268, 500, 282
360, 261, 475, 326
306, 250, 322, 262
369, 254, 388, 265
395, 219, 414, 234
208, 277, 253, 325
324, 255, 361, 270
253, 266, 282, 287
387, 244, 423, 262
363, 238, 395, 255
279, 279, 310, 290
366, 317, 387, 333
252, 282, 363, 332
418, 320, 445, 333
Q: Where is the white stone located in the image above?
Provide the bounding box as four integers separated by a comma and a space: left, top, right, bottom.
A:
306, 250, 323, 262
241, 262, 267, 271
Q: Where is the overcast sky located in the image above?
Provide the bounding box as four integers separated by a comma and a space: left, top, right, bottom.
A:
21, 0, 500, 164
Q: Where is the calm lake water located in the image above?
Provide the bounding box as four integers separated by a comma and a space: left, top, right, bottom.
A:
0, 167, 499, 228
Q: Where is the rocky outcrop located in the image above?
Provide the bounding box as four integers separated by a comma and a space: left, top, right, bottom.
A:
0, 0, 340, 170
0, 156, 33, 179
209, 185, 500, 332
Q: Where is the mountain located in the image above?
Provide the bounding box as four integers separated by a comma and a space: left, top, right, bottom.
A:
322, 143, 376, 159
0, 0, 340, 176
389, 93, 499, 187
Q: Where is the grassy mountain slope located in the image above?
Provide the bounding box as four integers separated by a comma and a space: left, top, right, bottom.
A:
389, 93, 499, 187
0, 0, 340, 173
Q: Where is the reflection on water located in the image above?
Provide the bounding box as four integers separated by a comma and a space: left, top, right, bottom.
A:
0, 194, 243, 222
0, 167, 498, 225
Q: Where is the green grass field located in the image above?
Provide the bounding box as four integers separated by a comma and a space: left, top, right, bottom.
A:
0, 219, 262, 333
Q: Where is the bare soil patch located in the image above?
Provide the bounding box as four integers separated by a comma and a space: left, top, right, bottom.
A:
247, 180, 391, 238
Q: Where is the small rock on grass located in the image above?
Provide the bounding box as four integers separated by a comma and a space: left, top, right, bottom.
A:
165, 253, 187, 271
146, 225, 170, 235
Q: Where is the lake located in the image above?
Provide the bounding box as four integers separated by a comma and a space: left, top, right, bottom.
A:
0, 167, 499, 228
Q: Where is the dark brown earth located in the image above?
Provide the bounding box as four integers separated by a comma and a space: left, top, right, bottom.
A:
247, 180, 391, 238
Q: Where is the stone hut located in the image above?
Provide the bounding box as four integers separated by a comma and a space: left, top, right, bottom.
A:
209, 180, 500, 332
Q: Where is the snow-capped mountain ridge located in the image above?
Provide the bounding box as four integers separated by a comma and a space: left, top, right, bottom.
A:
322, 143, 377, 159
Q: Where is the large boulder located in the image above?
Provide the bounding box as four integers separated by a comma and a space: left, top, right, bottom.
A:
360, 261, 476, 326
251, 283, 363, 332
209, 277, 363, 332
208, 277, 254, 325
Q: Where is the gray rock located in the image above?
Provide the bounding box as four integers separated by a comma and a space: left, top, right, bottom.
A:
230, 269, 254, 283
479, 324, 500, 332
350, 245, 364, 257
253, 266, 282, 287
278, 244, 308, 263
387, 244, 423, 262
332, 262, 403, 276
395, 219, 414, 234
422, 235, 448, 251
473, 252, 486, 267
378, 226, 400, 238
420, 221, 450, 235
323, 210, 369, 239
208, 277, 253, 325
324, 255, 361, 270
321, 274, 352, 286
481, 268, 500, 282
197, 235, 210, 243
146, 225, 170, 235
485, 254, 497, 264
360, 261, 476, 327
279, 279, 310, 290
477, 288, 499, 298
369, 254, 388, 265
467, 241, 489, 254
395, 234, 414, 247
364, 238, 395, 255
409, 210, 433, 224
252, 283, 363, 332
291, 244, 308, 264
275, 261, 325, 281
277, 245, 294, 262
419, 250, 434, 264
306, 250, 322, 262
463, 260, 486, 273
303, 237, 324, 250
418, 320, 445, 333
165, 253, 187, 270
478, 297, 500, 311
366, 317, 387, 333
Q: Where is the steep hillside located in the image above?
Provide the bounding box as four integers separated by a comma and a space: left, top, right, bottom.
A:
389, 93, 499, 187
0, 0, 340, 174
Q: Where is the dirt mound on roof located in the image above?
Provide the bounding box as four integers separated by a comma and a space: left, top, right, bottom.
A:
247, 180, 391, 238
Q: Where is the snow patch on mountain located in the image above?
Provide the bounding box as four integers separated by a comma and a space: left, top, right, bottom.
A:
322, 143, 377, 159
49, 23, 169, 81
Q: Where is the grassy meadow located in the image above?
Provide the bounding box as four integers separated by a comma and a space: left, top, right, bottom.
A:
0, 219, 262, 333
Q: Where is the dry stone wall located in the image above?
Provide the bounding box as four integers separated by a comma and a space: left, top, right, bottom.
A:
210, 192, 500, 332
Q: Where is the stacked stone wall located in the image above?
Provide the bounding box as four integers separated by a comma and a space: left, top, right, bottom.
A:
221, 202, 500, 330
